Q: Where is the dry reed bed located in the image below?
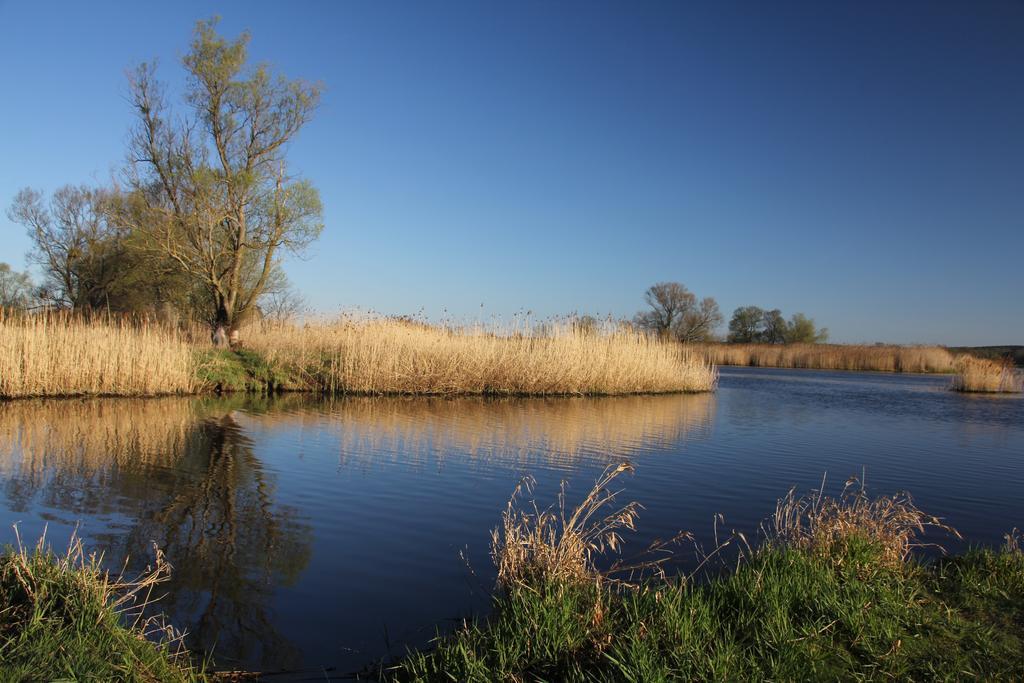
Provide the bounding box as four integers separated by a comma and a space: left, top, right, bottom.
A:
695, 342, 955, 373
0, 313, 195, 398
244, 319, 717, 395
951, 355, 1024, 393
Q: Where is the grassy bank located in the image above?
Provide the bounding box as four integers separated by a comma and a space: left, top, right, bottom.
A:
0, 313, 717, 398
695, 342, 956, 373
0, 533, 202, 682
388, 467, 1024, 681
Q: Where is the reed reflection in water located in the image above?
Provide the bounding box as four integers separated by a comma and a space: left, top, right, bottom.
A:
0, 396, 313, 670
233, 392, 716, 471
0, 392, 715, 672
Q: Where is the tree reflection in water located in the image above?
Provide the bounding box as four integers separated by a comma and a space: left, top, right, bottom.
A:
0, 391, 717, 671
0, 398, 313, 671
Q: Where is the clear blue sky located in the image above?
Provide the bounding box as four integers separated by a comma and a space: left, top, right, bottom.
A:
1, 1, 1021, 345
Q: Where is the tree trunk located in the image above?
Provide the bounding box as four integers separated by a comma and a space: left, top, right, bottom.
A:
212, 325, 229, 347
212, 301, 232, 347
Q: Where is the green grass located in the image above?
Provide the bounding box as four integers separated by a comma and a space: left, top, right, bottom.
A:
193, 348, 304, 393
391, 540, 1024, 681
0, 536, 205, 682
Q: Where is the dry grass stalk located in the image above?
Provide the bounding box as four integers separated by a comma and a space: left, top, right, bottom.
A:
245, 317, 717, 395
6, 526, 187, 656
950, 355, 1023, 393
491, 463, 642, 588
0, 310, 195, 398
766, 475, 960, 569
695, 343, 955, 373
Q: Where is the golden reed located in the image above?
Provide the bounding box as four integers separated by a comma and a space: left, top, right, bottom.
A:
950, 356, 1023, 393
0, 312, 715, 398
0, 311, 195, 398
694, 342, 955, 374
244, 318, 718, 396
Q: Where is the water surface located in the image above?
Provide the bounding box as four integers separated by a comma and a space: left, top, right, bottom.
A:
0, 367, 1020, 675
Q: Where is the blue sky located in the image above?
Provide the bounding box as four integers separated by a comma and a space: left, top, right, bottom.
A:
1, 1, 1021, 345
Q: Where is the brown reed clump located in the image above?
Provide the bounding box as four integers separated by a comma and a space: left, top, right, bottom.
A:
695, 342, 955, 373
491, 463, 642, 588
0, 311, 195, 398
244, 317, 717, 396
950, 355, 1023, 393
766, 476, 960, 570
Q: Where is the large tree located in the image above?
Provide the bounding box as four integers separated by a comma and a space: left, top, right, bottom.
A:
119, 19, 323, 343
634, 282, 723, 342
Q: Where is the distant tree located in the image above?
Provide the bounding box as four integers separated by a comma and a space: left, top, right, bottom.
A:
0, 263, 34, 309
761, 308, 787, 344
634, 282, 722, 342
785, 312, 829, 343
8, 185, 123, 310
8, 185, 195, 315
117, 19, 324, 344
678, 297, 723, 342
727, 305, 765, 343
634, 282, 695, 339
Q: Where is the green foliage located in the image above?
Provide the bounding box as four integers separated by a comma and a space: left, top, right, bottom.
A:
391, 542, 1024, 681
728, 306, 829, 344
0, 540, 203, 682
193, 348, 303, 393
786, 312, 829, 343
727, 305, 765, 342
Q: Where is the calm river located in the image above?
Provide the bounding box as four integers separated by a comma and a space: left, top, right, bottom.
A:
0, 367, 1021, 675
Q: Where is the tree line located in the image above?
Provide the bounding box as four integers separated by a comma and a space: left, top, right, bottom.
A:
630, 281, 827, 344
3, 19, 323, 345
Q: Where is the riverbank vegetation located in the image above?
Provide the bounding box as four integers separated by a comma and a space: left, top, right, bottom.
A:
0, 314, 717, 398
389, 467, 1024, 681
951, 355, 1024, 393
1, 466, 1021, 679
0, 311, 195, 399
0, 532, 201, 682
245, 318, 716, 396
696, 342, 956, 373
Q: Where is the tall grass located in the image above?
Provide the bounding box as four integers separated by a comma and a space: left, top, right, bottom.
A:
766, 476, 960, 569
392, 469, 1024, 681
0, 311, 195, 398
696, 342, 955, 373
244, 318, 717, 395
950, 355, 1024, 393
0, 530, 201, 681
